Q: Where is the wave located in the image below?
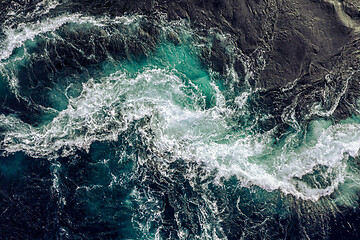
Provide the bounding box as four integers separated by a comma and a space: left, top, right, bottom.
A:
1, 65, 360, 201
1, 12, 360, 204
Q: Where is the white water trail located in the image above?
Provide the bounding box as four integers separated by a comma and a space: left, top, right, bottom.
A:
0, 14, 142, 61
1, 13, 360, 202
1, 65, 360, 201
0, 13, 142, 99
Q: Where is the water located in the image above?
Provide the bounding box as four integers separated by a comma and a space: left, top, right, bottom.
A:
1, 1, 360, 239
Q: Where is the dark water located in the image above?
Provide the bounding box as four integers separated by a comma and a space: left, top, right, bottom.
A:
1, 1, 360, 239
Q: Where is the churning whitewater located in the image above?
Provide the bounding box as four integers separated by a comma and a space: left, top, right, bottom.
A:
1, 0, 360, 239
1, 10, 360, 201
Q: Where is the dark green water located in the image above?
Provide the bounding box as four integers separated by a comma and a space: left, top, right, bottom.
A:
1, 1, 360, 239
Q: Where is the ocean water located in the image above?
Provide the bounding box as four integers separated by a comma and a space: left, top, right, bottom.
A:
1, 1, 360, 239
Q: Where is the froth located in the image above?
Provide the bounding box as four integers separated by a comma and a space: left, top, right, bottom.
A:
1, 13, 360, 202
0, 14, 142, 61
2, 63, 360, 201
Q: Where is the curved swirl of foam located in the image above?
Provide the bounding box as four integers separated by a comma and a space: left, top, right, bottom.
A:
0, 12, 143, 101
1, 13, 360, 202
0, 13, 142, 61
149, 97, 360, 201
0, 69, 194, 157
1, 65, 360, 201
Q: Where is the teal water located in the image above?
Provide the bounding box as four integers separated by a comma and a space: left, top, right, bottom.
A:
1, 8, 360, 239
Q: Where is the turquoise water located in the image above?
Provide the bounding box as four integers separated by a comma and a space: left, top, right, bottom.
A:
1, 8, 360, 239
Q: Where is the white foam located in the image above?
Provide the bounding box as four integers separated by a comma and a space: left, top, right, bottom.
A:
1, 13, 360, 202
0, 14, 142, 61
0, 69, 194, 157
31, 0, 60, 16
310, 71, 354, 117
0, 13, 143, 99
2, 64, 359, 201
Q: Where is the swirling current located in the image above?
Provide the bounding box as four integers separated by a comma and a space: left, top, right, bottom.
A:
1, 1, 360, 239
